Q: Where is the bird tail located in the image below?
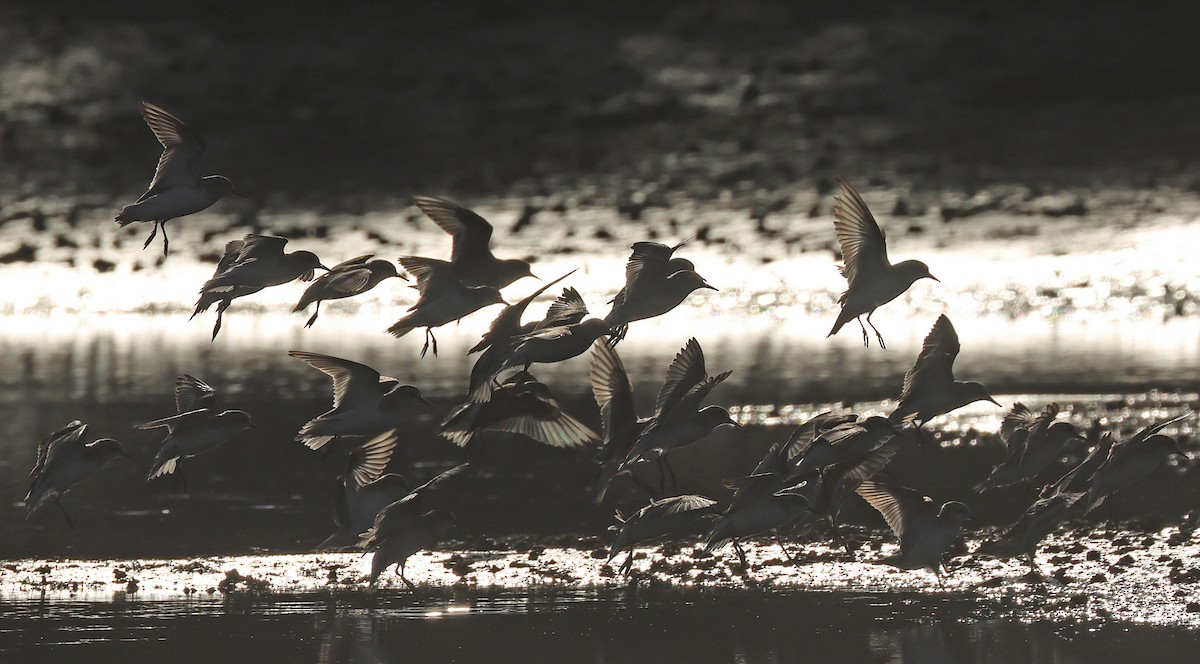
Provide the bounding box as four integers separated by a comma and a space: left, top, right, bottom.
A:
114, 204, 140, 226
23, 485, 57, 520
147, 455, 178, 480
386, 316, 417, 338
827, 311, 852, 337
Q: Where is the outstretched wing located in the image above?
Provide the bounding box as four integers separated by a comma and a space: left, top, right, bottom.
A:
832, 177, 889, 286
175, 374, 217, 413
288, 351, 383, 409
397, 256, 452, 297
900, 314, 961, 398
140, 102, 206, 194
345, 430, 398, 489
855, 480, 935, 547
654, 338, 707, 416
135, 409, 214, 434
540, 287, 589, 329
31, 421, 87, 479
589, 339, 638, 450
413, 196, 494, 264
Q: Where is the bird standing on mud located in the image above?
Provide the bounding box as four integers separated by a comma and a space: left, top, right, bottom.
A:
115, 102, 243, 256
827, 178, 938, 348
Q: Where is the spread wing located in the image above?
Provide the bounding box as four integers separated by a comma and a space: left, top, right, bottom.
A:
140, 102, 206, 194
397, 256, 452, 297
654, 338, 707, 416
472, 270, 577, 353
900, 314, 960, 397
590, 339, 638, 449
832, 177, 889, 286
486, 395, 599, 448
345, 430, 398, 489
539, 287, 589, 329
856, 480, 935, 548
641, 494, 716, 519
329, 254, 375, 271
31, 421, 87, 479
413, 196, 494, 264
1000, 403, 1036, 447
235, 234, 289, 262
175, 375, 217, 413
288, 351, 383, 409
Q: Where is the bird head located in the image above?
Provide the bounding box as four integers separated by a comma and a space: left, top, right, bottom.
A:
203, 175, 245, 198
698, 406, 740, 431
1146, 434, 1189, 462
219, 410, 255, 432
671, 270, 718, 294
938, 500, 972, 526
499, 259, 538, 286
425, 509, 464, 534
962, 382, 1001, 408
292, 251, 330, 280
471, 286, 507, 307
390, 384, 434, 408
896, 260, 939, 285
92, 438, 134, 462
369, 260, 407, 281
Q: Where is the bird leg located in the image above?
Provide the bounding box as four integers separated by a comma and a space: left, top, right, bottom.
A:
865, 311, 886, 349
55, 496, 75, 529
774, 532, 797, 562
420, 328, 439, 358
855, 316, 870, 347
398, 563, 416, 591
161, 221, 171, 257
621, 551, 634, 577
826, 516, 852, 556
212, 300, 231, 341
142, 222, 159, 250
1024, 552, 1045, 580
732, 539, 750, 572
304, 302, 321, 329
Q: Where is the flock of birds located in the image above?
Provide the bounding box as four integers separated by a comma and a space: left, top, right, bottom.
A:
19, 102, 1194, 589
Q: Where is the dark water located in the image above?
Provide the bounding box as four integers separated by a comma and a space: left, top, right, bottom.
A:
4, 588, 1200, 663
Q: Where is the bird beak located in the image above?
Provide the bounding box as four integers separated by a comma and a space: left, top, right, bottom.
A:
927, 274, 941, 283
231, 188, 248, 198
986, 396, 1001, 407
317, 264, 331, 272
702, 283, 719, 291
419, 396, 434, 408
529, 273, 541, 281
398, 273, 410, 281
726, 418, 742, 429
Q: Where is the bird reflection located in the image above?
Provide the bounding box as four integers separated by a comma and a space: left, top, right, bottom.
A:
313, 614, 391, 664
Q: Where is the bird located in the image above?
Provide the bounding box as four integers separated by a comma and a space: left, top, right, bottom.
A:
1077, 413, 1190, 513
140, 376, 254, 488
855, 480, 972, 577
494, 317, 612, 375
974, 403, 1082, 493
973, 467, 1087, 578
115, 102, 243, 256
412, 195, 536, 289
359, 463, 470, 588
24, 421, 131, 528
316, 430, 407, 550
293, 255, 407, 328
604, 241, 716, 344
826, 178, 938, 348
289, 351, 432, 451
606, 494, 718, 576
784, 415, 903, 481
439, 372, 598, 450
588, 339, 653, 503
774, 426, 902, 555
191, 234, 328, 340
617, 338, 738, 491
387, 257, 506, 357
889, 314, 1000, 428
466, 270, 580, 402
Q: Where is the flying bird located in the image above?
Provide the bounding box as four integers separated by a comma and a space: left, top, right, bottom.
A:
617, 338, 738, 490
359, 463, 470, 588
975, 403, 1082, 493
24, 421, 131, 528
589, 339, 654, 503
889, 315, 1000, 428
316, 430, 407, 550
293, 255, 407, 328
289, 351, 432, 451
387, 257, 506, 357
607, 494, 718, 576
413, 196, 536, 289
604, 241, 716, 344
115, 102, 243, 256
439, 372, 597, 450
856, 480, 972, 577
826, 178, 938, 348
140, 376, 253, 488
192, 235, 328, 339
